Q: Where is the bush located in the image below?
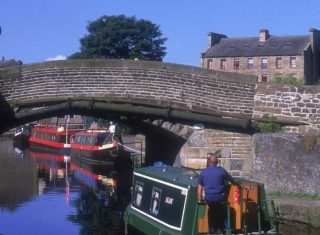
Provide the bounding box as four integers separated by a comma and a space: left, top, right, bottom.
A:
257, 116, 282, 133
271, 74, 304, 85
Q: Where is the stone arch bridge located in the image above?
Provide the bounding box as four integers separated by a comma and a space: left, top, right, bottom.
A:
0, 59, 257, 164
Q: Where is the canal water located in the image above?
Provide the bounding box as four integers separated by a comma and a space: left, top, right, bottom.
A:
1, 136, 319, 235
0, 137, 132, 235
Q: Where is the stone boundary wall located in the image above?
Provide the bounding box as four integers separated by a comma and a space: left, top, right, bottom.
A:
254, 83, 320, 131
0, 59, 256, 119
252, 133, 320, 195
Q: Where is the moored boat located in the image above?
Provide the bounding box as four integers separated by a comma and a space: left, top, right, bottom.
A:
13, 124, 32, 148
125, 163, 281, 235
29, 116, 85, 155
70, 129, 121, 163
29, 125, 80, 155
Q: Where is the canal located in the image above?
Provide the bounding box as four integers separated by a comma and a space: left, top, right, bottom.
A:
0, 137, 132, 235
0, 136, 319, 235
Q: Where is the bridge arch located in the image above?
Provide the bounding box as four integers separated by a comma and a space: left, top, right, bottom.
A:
0, 59, 256, 128
0, 59, 257, 164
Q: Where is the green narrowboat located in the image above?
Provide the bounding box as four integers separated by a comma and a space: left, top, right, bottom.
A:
125, 163, 281, 235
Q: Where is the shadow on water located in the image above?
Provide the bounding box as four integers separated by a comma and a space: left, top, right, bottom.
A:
0, 138, 37, 211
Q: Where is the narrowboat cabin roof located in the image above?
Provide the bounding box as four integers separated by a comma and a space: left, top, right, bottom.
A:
135, 163, 199, 188
134, 163, 265, 189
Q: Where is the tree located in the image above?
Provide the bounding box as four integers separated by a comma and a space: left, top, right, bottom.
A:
69, 15, 167, 61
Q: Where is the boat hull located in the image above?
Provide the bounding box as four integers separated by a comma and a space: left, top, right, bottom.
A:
13, 132, 29, 148
70, 145, 118, 163
29, 140, 70, 155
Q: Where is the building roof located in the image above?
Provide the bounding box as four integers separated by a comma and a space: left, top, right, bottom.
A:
203, 35, 311, 58
0, 59, 22, 68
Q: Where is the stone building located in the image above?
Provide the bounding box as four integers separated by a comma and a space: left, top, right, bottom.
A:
201, 28, 320, 84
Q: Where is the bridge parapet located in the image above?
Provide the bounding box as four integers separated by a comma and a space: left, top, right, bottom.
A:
0, 59, 257, 121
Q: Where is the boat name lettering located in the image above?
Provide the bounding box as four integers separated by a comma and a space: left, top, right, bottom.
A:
165, 197, 174, 205
181, 189, 187, 195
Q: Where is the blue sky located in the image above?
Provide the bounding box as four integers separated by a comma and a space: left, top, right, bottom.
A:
1, 0, 320, 66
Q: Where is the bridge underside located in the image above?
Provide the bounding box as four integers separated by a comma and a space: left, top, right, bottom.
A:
1, 98, 253, 133
0, 98, 254, 165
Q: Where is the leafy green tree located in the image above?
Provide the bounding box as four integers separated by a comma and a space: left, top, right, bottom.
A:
69, 15, 167, 61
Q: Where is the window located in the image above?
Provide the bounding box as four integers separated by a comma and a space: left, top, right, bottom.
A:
261, 58, 268, 69
133, 181, 144, 207
290, 57, 297, 68
220, 59, 226, 70
261, 74, 268, 82
234, 58, 240, 70
276, 57, 282, 69
247, 58, 254, 69
207, 59, 213, 69
150, 187, 162, 216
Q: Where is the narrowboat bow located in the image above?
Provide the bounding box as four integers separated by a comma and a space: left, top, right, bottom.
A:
13, 124, 32, 148
125, 163, 281, 235
70, 129, 121, 163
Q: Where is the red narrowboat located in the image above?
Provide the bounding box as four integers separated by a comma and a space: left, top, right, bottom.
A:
70, 129, 121, 163
29, 125, 79, 155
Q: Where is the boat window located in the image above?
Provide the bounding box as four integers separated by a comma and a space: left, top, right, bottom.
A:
80, 136, 86, 144
88, 136, 95, 145
133, 181, 144, 208
150, 187, 162, 216
96, 134, 107, 145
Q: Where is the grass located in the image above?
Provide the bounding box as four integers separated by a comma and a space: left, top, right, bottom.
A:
267, 191, 320, 200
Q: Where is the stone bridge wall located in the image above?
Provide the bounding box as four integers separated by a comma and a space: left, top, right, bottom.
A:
0, 60, 256, 119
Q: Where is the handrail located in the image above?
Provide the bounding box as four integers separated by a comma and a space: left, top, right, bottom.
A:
119, 141, 144, 168
196, 197, 281, 235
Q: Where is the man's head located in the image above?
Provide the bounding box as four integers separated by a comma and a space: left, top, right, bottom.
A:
207, 153, 218, 166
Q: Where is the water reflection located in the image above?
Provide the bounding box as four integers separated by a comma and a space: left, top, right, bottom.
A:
67, 156, 128, 235
0, 137, 132, 235
0, 147, 36, 211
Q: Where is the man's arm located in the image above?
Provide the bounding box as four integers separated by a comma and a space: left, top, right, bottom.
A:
197, 184, 203, 203
224, 169, 241, 187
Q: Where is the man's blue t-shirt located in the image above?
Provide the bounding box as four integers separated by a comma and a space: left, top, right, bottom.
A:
198, 166, 233, 203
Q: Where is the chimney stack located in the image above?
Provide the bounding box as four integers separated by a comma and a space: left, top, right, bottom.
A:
208, 32, 227, 48
259, 29, 270, 42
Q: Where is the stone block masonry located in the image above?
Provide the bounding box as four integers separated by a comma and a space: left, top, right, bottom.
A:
254, 83, 320, 131
252, 133, 320, 195
179, 128, 252, 177
0, 59, 256, 120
